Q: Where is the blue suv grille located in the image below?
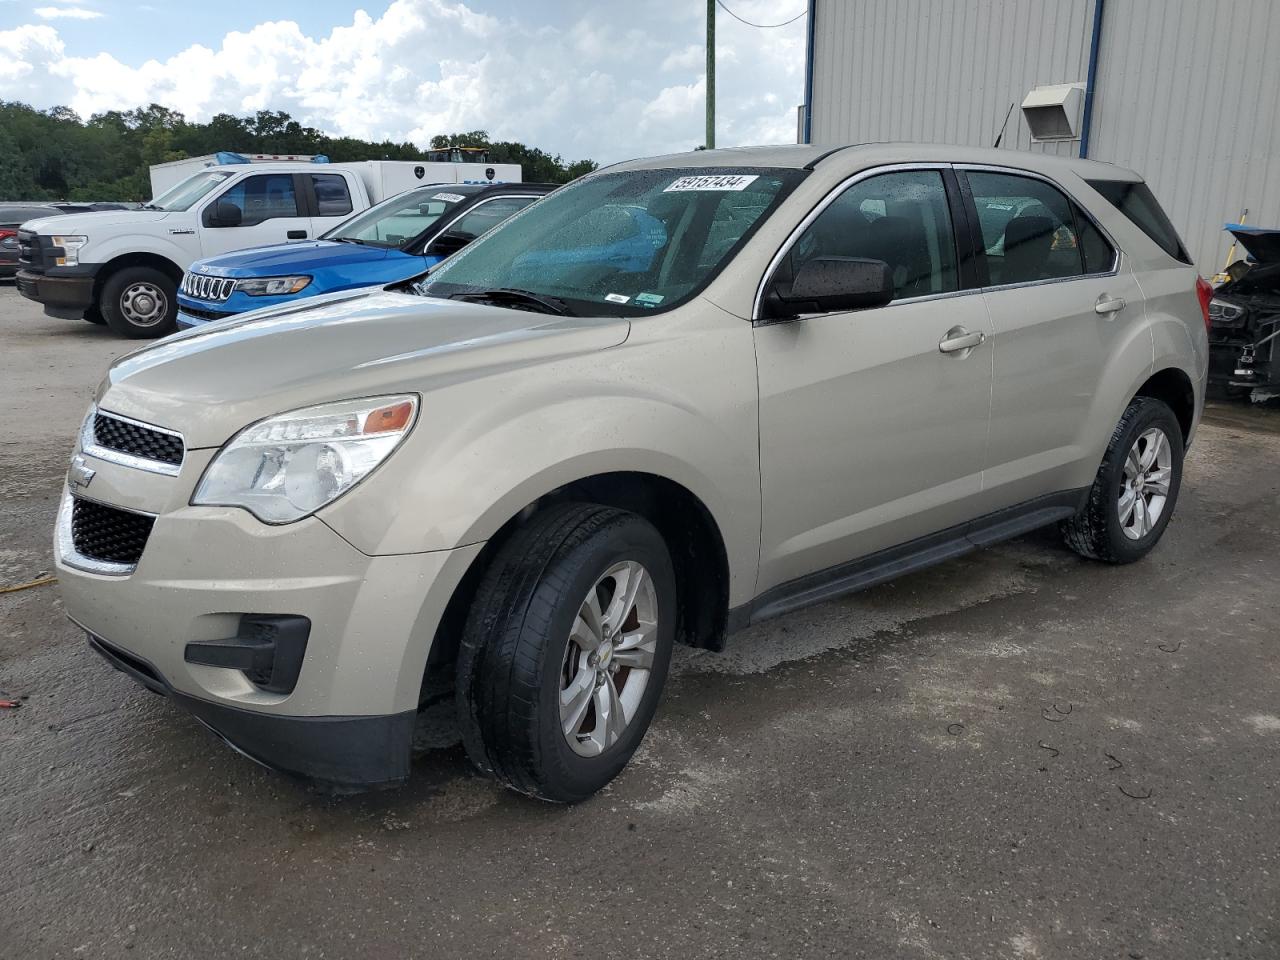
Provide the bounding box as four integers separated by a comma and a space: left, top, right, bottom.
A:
182, 272, 236, 302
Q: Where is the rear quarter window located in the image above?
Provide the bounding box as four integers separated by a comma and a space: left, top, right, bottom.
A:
1087, 179, 1192, 264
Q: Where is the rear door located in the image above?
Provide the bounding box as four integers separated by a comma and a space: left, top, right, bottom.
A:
199, 172, 314, 257
961, 166, 1146, 511
753, 166, 994, 596
305, 172, 357, 239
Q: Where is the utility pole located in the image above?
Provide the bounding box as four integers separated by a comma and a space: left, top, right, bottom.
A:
705, 0, 716, 149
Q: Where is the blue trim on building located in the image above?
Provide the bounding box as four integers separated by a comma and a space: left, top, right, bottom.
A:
1079, 0, 1105, 158
802, 0, 817, 143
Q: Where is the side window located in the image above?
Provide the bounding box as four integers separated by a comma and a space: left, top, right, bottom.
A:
1075, 208, 1116, 274
311, 174, 353, 218
967, 171, 1093, 285
447, 196, 535, 238
1086, 179, 1191, 263
213, 174, 299, 227
786, 170, 958, 301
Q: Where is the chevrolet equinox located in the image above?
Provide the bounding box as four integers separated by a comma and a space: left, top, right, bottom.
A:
57, 144, 1209, 801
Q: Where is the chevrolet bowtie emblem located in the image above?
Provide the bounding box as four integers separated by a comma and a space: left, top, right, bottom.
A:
68, 455, 95, 491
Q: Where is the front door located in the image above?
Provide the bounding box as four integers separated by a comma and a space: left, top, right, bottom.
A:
754, 167, 993, 596
199, 172, 314, 258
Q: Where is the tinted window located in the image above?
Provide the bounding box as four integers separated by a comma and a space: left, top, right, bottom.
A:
214, 174, 298, 227
785, 169, 958, 300
968, 171, 1094, 285
1087, 179, 1191, 263
1076, 210, 1115, 274
311, 174, 353, 218
446, 196, 536, 238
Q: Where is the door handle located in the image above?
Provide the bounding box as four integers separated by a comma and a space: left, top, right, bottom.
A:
938, 326, 986, 354
287, 230, 308, 240
1095, 294, 1126, 316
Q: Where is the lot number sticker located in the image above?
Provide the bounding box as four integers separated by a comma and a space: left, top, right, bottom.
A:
663, 174, 759, 192
431, 193, 466, 203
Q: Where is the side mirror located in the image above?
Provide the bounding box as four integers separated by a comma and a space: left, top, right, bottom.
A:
764, 257, 894, 320
208, 201, 242, 228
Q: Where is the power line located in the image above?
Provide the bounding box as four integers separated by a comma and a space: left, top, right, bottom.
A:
714, 0, 807, 28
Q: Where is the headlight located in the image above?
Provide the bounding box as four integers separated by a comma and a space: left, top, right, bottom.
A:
52, 235, 88, 267
192, 395, 418, 523
235, 276, 312, 297
1208, 298, 1244, 322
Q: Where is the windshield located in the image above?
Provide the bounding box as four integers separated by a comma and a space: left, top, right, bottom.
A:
416, 167, 804, 315
149, 170, 236, 211
326, 187, 471, 248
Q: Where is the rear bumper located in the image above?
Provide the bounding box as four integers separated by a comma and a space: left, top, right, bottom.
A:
88, 632, 416, 789
16, 266, 99, 318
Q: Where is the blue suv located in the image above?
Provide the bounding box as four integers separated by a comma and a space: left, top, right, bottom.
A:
176, 182, 554, 328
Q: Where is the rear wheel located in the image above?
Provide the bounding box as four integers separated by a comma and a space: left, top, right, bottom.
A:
1061, 396, 1184, 563
101, 266, 177, 339
456, 503, 676, 802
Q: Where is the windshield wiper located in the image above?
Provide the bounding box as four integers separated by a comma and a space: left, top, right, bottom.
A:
330, 236, 367, 245
450, 287, 572, 316
140, 203, 163, 211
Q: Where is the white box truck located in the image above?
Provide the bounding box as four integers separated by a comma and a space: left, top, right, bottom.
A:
16, 154, 522, 337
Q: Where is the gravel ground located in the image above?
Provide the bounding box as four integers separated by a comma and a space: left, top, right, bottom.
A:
1, 284, 1278, 959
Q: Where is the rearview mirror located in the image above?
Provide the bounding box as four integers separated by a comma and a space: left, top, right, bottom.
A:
208, 201, 242, 228
764, 257, 894, 320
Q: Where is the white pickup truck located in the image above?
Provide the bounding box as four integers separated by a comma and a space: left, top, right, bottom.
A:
16, 156, 521, 338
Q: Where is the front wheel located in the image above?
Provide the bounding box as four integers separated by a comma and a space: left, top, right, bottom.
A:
456, 503, 676, 802
1061, 396, 1184, 563
100, 266, 177, 339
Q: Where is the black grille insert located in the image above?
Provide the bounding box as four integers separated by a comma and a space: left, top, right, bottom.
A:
93, 412, 184, 466
71, 498, 154, 566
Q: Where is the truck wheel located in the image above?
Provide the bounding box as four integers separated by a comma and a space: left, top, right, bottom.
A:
456, 502, 676, 802
1061, 397, 1184, 563
101, 266, 177, 339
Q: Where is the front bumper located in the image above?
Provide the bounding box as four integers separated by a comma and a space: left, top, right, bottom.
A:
16, 265, 99, 318
88, 631, 417, 789
176, 290, 309, 328
55, 450, 484, 787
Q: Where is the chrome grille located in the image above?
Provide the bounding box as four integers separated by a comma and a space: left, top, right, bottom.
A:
17, 229, 39, 268
181, 272, 236, 302
83, 408, 185, 475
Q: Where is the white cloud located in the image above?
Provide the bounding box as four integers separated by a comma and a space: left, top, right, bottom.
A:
33, 6, 103, 19
0, 0, 807, 163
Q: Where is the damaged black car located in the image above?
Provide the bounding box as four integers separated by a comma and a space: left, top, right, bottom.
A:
1208, 225, 1280, 398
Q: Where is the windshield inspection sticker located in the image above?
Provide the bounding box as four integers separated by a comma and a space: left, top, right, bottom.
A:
605, 293, 631, 304
664, 174, 759, 193
431, 192, 466, 203
635, 292, 664, 305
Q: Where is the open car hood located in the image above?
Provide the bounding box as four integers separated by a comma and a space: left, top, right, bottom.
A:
1227, 225, 1280, 265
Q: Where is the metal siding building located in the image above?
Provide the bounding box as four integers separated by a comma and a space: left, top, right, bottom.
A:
805, 0, 1280, 273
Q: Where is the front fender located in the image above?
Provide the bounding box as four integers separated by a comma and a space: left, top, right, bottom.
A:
319, 311, 762, 604
91, 235, 191, 273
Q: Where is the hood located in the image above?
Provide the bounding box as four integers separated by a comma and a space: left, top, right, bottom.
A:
191, 240, 401, 277
1227, 225, 1280, 265
21, 210, 174, 234
100, 290, 630, 447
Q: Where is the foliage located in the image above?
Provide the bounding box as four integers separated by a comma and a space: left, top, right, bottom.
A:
0, 102, 597, 201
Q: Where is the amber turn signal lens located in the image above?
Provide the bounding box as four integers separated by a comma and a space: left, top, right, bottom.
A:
364, 400, 415, 434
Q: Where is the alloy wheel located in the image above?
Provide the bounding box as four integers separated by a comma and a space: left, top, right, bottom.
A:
1118, 426, 1172, 540
559, 560, 659, 757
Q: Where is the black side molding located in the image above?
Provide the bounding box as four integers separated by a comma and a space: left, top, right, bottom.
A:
732, 488, 1089, 631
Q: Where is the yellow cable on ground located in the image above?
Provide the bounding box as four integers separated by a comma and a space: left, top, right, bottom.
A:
0, 576, 58, 594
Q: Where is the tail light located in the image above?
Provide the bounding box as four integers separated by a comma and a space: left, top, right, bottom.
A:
0, 228, 16, 245
1195, 276, 1213, 331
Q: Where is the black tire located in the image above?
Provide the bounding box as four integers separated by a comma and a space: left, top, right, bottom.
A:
1061, 396, 1184, 563
100, 266, 177, 339
82, 307, 106, 325
456, 502, 677, 802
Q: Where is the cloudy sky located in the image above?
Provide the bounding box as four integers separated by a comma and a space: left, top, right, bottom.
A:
0, 0, 807, 163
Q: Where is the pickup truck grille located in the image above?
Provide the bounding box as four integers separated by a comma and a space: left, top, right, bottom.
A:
71, 497, 155, 566
181, 272, 236, 302
92, 411, 185, 467
17, 229, 42, 271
